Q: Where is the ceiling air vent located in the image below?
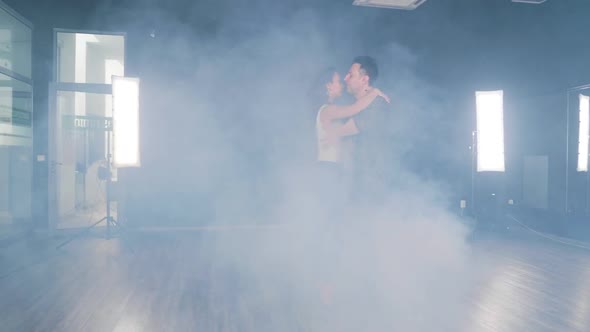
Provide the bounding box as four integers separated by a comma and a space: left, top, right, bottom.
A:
352, 0, 428, 10
511, 0, 547, 4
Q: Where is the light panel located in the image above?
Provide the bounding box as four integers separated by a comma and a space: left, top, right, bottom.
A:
577, 94, 589, 172
511, 0, 547, 3
112, 76, 140, 168
476, 90, 505, 172
352, 0, 427, 10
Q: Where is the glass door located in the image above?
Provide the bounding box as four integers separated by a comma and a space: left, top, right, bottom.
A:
48, 30, 125, 230
49, 89, 117, 229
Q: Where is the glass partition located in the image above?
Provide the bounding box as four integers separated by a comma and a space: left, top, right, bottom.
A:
0, 72, 32, 223
0, 6, 32, 79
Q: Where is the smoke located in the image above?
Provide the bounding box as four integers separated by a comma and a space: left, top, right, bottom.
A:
89, 0, 474, 330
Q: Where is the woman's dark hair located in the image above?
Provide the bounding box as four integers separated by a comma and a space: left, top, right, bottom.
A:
308, 66, 337, 113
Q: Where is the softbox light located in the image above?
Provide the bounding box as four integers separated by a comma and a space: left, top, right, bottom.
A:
112, 76, 140, 168
475, 90, 505, 172
577, 94, 590, 172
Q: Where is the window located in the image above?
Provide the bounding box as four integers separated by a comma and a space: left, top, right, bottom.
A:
56, 32, 125, 84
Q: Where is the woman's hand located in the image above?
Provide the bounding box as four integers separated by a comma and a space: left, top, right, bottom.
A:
374, 88, 391, 104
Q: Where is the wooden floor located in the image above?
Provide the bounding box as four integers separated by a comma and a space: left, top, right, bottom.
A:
1, 226, 590, 332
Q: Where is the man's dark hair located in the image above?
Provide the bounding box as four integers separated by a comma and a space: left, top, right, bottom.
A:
352, 55, 378, 85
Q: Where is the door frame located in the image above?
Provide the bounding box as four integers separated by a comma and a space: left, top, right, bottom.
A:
48, 28, 126, 230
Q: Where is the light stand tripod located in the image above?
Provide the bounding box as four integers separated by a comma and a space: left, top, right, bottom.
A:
56, 127, 125, 250
470, 130, 477, 217
586, 159, 590, 216
469, 128, 508, 229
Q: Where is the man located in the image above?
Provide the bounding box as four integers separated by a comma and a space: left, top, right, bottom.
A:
343, 56, 393, 207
